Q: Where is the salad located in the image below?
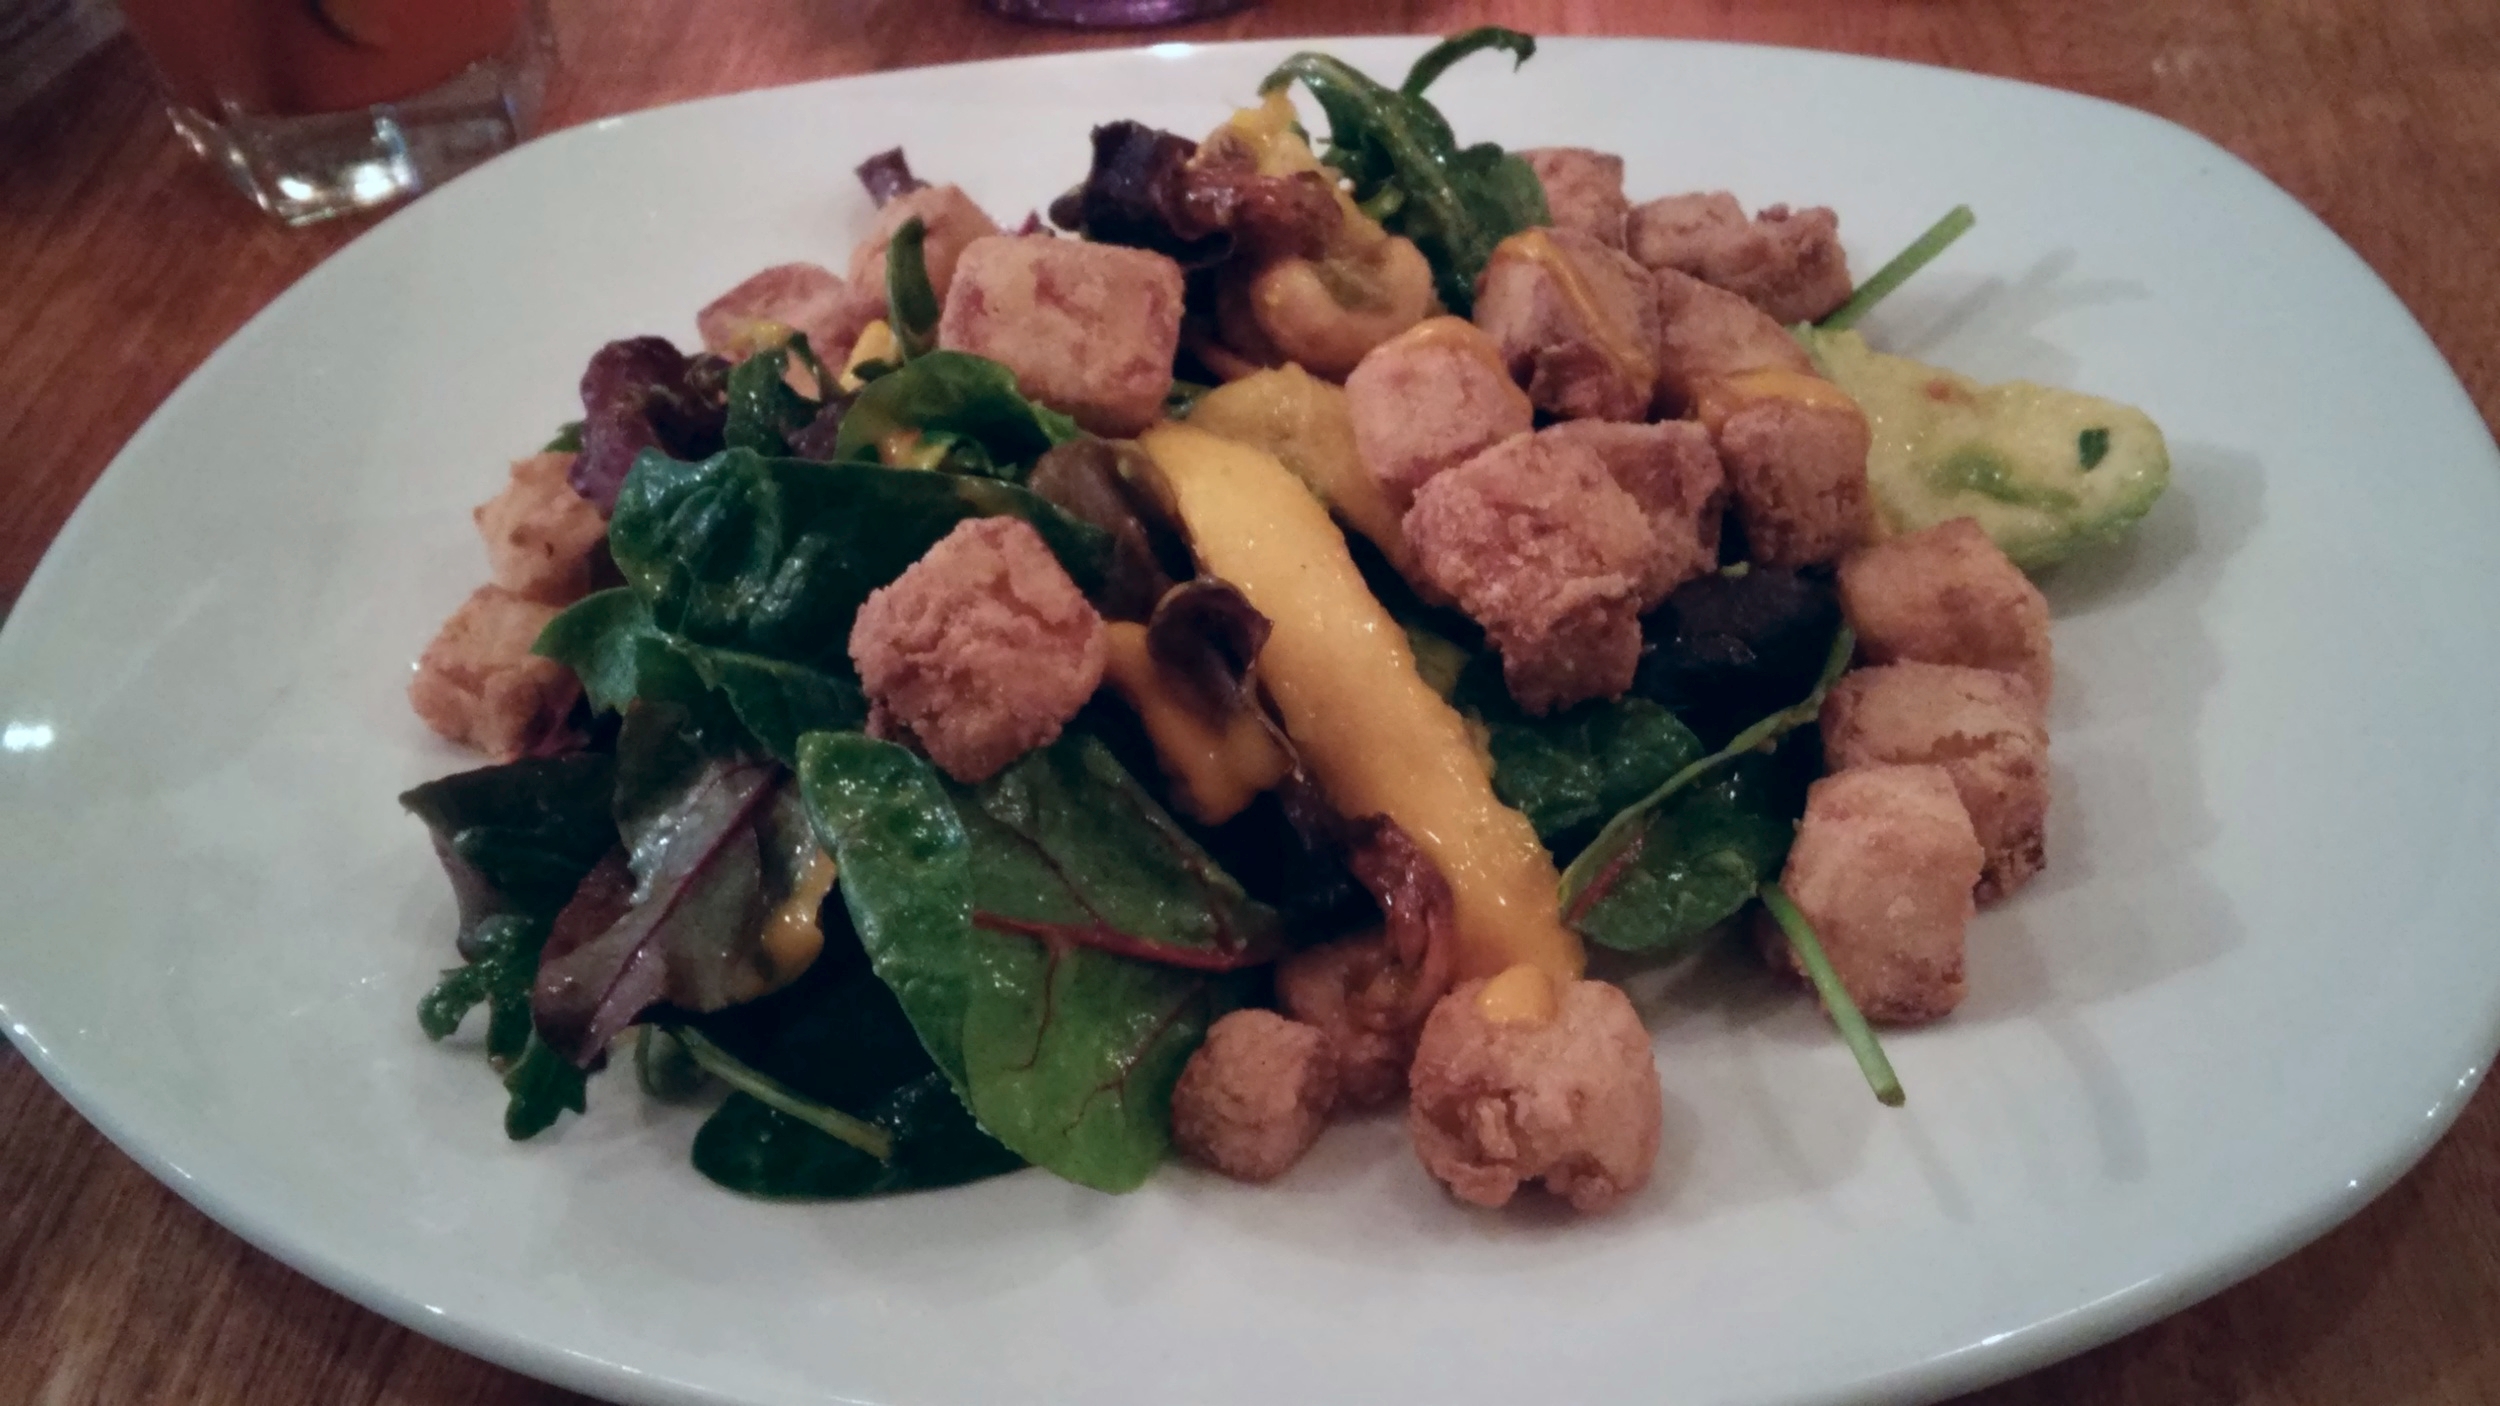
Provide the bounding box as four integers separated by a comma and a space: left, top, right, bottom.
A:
402, 30, 2169, 1213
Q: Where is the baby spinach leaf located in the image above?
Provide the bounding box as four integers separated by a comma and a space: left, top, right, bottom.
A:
883, 218, 941, 361
692, 1075, 1024, 1199
797, 731, 1242, 1193
723, 334, 827, 457
606, 448, 1109, 670
830, 351, 1081, 483
536, 591, 865, 765
1567, 755, 1803, 955
1261, 32, 1548, 314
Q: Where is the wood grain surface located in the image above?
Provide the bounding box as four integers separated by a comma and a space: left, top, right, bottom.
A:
4, 1, 2498, 1402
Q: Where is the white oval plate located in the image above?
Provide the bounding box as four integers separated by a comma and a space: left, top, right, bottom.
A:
5, 36, 2498, 1406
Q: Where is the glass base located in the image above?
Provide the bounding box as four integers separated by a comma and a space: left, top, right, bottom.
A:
980, 0, 1253, 27
165, 28, 548, 225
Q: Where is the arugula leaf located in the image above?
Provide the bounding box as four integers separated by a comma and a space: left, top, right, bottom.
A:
1459, 658, 1705, 859
1261, 32, 1549, 314
417, 913, 547, 1062
1559, 628, 1854, 907
722, 334, 827, 457
1566, 754, 1805, 955
502, 1033, 591, 1139
606, 448, 1109, 670
798, 730, 1239, 1193
1400, 25, 1537, 97
883, 217, 942, 361
830, 351, 1081, 482
1817, 205, 1976, 332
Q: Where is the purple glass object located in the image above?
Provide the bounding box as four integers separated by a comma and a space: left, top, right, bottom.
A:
981, 0, 1252, 26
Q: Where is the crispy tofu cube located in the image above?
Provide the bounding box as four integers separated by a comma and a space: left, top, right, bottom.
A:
473, 451, 606, 606
1536, 420, 1726, 607
1651, 267, 1817, 414
848, 516, 1107, 783
1171, 1009, 1338, 1183
408, 584, 580, 761
1521, 147, 1630, 249
1838, 518, 2054, 703
1629, 192, 1853, 325
848, 184, 1002, 304
1473, 228, 1662, 423
1345, 317, 1535, 513
1770, 764, 1984, 1024
1823, 662, 2049, 901
1716, 392, 1875, 568
935, 235, 1185, 436
695, 262, 884, 363
1403, 429, 1662, 713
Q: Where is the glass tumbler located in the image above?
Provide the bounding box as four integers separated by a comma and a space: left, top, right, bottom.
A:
121, 0, 553, 225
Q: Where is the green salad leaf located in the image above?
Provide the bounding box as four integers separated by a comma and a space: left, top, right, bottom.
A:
722, 333, 827, 457
692, 1074, 1024, 1199
536, 590, 863, 766
883, 217, 943, 361
605, 447, 1109, 669
798, 730, 1247, 1193
500, 1035, 591, 1139
1261, 28, 1549, 314
1459, 658, 1706, 860
1565, 752, 1806, 956
831, 350, 1081, 482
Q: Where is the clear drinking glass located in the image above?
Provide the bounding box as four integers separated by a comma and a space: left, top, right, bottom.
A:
120, 0, 552, 225
980, 0, 1253, 26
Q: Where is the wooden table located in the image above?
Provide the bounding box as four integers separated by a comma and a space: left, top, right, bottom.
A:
5, 1, 2499, 1401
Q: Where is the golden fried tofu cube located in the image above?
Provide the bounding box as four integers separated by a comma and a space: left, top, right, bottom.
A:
1823, 662, 2049, 901
473, 450, 606, 606
1345, 316, 1534, 513
1521, 146, 1630, 248
1536, 420, 1726, 608
1650, 267, 1818, 414
1172, 1009, 1338, 1183
1473, 228, 1662, 423
935, 235, 1185, 437
408, 584, 579, 761
696, 262, 885, 364
1770, 764, 1984, 1024
848, 184, 1002, 304
1629, 191, 1853, 325
1838, 517, 2054, 703
1716, 391, 1875, 568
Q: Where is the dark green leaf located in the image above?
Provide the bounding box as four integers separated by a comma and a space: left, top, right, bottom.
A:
1461, 658, 1706, 860
830, 351, 1081, 482
536, 590, 864, 764
417, 913, 549, 1063
606, 448, 1109, 670
723, 334, 826, 457
691, 1075, 1023, 1199
545, 420, 585, 453
502, 1034, 590, 1140
1260, 44, 1548, 313
797, 731, 1237, 1193
2078, 425, 2111, 470
399, 753, 619, 933
634, 1025, 708, 1100
883, 217, 942, 360
1568, 756, 1804, 955
1400, 26, 1536, 97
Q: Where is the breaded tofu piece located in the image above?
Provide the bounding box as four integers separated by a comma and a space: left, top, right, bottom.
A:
1473, 228, 1661, 423
1276, 932, 1433, 1110
1537, 420, 1726, 608
847, 516, 1107, 783
1403, 431, 1664, 714
1823, 662, 2050, 902
1838, 517, 2054, 703
1650, 267, 1817, 415
1628, 192, 1853, 325
473, 451, 606, 606
1345, 317, 1535, 513
1769, 765, 1984, 1024
1172, 1009, 1339, 1183
1521, 146, 1630, 249
936, 235, 1185, 436
847, 183, 1002, 304
409, 584, 580, 761
1407, 970, 1663, 1213
695, 262, 885, 363
1714, 391, 1875, 568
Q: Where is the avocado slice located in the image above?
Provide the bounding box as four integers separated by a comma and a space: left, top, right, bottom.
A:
1800, 327, 2170, 571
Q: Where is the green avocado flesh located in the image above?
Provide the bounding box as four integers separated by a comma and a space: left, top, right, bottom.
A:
1801, 327, 2170, 570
